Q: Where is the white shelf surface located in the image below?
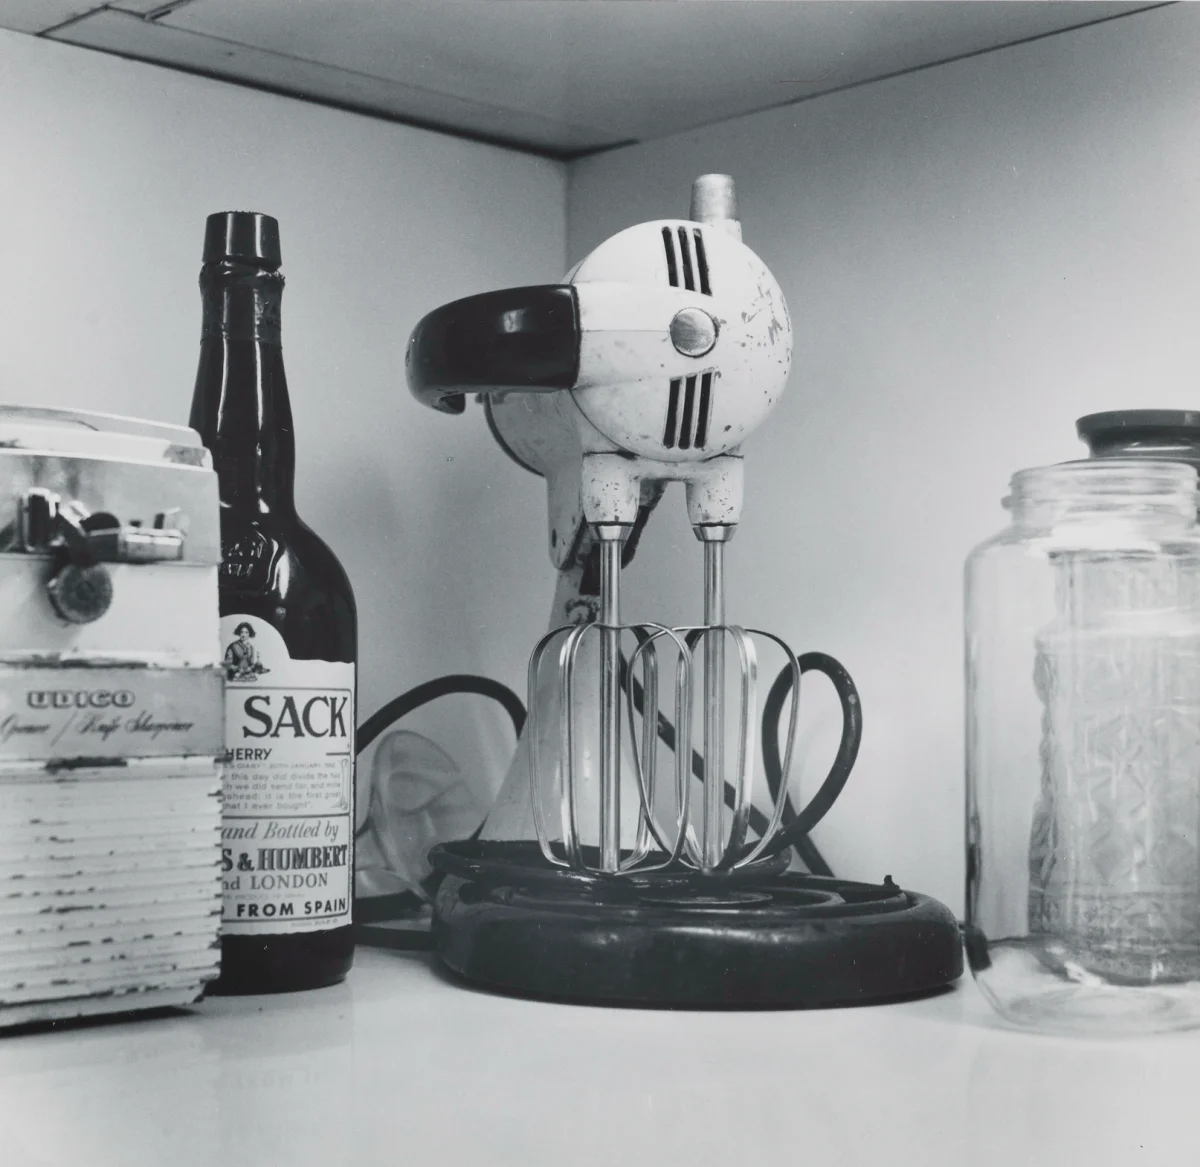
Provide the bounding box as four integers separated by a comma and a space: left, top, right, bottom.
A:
2, 945, 1199, 1166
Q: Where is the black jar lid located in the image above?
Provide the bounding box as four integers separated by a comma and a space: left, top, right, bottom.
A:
1077, 410, 1200, 470
203, 211, 281, 269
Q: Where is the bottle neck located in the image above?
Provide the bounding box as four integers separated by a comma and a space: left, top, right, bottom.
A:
1006, 460, 1198, 532
189, 261, 295, 516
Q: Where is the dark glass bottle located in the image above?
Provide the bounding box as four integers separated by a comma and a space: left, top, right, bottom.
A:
189, 211, 357, 994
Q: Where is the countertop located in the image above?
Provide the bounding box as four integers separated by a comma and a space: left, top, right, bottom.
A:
2, 943, 1198, 1167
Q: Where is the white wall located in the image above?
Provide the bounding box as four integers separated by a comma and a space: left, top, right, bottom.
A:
0, 30, 566, 811
7, 6, 1199, 917
568, 3, 1200, 913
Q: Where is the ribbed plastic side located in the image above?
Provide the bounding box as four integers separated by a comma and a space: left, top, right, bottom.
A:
0, 757, 222, 1027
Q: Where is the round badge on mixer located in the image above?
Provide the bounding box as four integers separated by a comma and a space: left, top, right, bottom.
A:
668, 307, 717, 357
47, 562, 114, 624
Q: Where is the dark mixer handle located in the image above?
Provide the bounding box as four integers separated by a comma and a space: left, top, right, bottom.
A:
405, 285, 581, 415
761, 651, 862, 860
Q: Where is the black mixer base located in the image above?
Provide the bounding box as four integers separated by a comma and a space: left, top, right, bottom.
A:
429, 841, 963, 1007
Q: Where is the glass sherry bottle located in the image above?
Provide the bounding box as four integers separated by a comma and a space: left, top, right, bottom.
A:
189, 211, 357, 994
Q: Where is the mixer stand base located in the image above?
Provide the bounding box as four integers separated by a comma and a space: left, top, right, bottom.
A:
428, 840, 963, 1007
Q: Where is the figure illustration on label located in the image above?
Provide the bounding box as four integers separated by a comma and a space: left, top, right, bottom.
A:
224, 621, 270, 682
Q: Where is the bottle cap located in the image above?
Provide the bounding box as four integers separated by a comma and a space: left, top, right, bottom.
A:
203, 211, 281, 268
1078, 410, 1200, 471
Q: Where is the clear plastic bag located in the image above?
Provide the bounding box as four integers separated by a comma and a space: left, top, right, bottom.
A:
355, 729, 488, 902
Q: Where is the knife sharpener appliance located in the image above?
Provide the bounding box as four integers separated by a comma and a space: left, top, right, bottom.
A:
406, 176, 962, 1006
0, 406, 224, 1028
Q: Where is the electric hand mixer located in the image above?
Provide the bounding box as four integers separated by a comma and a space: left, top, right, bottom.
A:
406, 175, 962, 1005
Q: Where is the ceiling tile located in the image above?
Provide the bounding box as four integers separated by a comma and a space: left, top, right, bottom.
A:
109, 1, 188, 13
50, 7, 627, 154
0, 1, 104, 34
37, 0, 1158, 157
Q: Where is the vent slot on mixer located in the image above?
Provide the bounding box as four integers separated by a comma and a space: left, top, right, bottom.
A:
695, 372, 713, 448
663, 378, 682, 448
677, 227, 696, 291
678, 376, 698, 449
693, 229, 711, 295
662, 227, 679, 288
662, 226, 711, 296
662, 372, 714, 450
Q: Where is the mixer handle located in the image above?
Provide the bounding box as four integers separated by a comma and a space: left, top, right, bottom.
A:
405, 285, 581, 415
761, 651, 862, 860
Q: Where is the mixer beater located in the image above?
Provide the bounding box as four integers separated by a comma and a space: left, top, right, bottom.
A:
527, 495, 802, 880
405, 175, 962, 1005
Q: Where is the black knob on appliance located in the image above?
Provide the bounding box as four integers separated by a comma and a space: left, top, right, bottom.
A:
47, 562, 113, 625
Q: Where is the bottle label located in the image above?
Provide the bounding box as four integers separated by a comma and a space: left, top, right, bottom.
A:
219, 614, 354, 935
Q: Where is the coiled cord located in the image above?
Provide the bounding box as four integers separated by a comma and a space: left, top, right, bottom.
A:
353, 654, 842, 921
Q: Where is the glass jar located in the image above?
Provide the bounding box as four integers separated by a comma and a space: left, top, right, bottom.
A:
965, 458, 1200, 1035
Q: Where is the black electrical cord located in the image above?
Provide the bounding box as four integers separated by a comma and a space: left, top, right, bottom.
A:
353, 648, 852, 940
759, 652, 862, 868
353, 662, 833, 863
357, 674, 525, 755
